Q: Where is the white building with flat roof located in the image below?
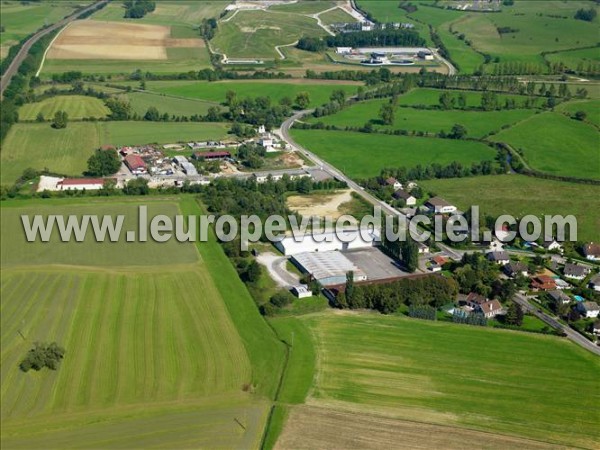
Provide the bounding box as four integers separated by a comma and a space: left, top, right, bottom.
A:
274, 229, 380, 256
291, 251, 367, 286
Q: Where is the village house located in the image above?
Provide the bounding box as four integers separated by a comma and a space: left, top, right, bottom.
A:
124, 154, 147, 175
428, 255, 447, 272
563, 263, 590, 280
385, 177, 402, 190
576, 301, 600, 318
464, 292, 487, 309
392, 189, 416, 206
583, 242, 600, 261
58, 178, 107, 191
476, 299, 503, 318
503, 261, 528, 278
417, 242, 430, 254
530, 275, 557, 291
542, 239, 563, 253
588, 274, 600, 292
548, 290, 571, 305
425, 196, 457, 214
593, 320, 600, 336
486, 251, 510, 265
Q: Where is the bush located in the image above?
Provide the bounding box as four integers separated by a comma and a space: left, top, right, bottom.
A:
270, 290, 293, 308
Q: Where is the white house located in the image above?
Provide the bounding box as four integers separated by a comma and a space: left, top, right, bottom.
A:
425, 196, 457, 214
577, 301, 600, 318
589, 274, 600, 292
291, 285, 312, 299
593, 320, 600, 335
384, 177, 402, 190
392, 189, 416, 206
542, 239, 563, 253
486, 251, 510, 265
563, 263, 590, 280
477, 300, 503, 318
58, 178, 107, 191
548, 290, 571, 305
583, 242, 600, 261
336, 47, 353, 55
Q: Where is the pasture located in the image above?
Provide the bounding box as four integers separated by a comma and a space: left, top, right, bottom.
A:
0, 122, 231, 184
556, 99, 600, 128
127, 91, 220, 117
419, 175, 600, 242
269, 1, 336, 15
147, 80, 361, 108
283, 312, 600, 448
490, 112, 600, 180
318, 7, 357, 26
18, 95, 110, 121
212, 9, 328, 59
546, 47, 600, 72
290, 129, 497, 179
310, 99, 537, 138
42, 19, 210, 75
0, 196, 285, 447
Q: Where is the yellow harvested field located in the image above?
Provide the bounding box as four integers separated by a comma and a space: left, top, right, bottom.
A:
47, 20, 203, 60
275, 406, 566, 450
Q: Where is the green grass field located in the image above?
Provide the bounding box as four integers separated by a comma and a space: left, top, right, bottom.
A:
490, 112, 600, 180
290, 129, 497, 178
269, 1, 336, 15
318, 7, 357, 26
18, 96, 110, 121
298, 312, 599, 448
127, 91, 220, 117
398, 88, 540, 108
0, 1, 89, 57
1, 196, 285, 447
0, 122, 231, 184
212, 9, 328, 59
546, 46, 600, 72
556, 99, 600, 128
147, 80, 361, 107
310, 99, 537, 138
419, 175, 600, 242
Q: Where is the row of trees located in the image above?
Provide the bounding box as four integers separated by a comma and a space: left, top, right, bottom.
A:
297, 29, 426, 53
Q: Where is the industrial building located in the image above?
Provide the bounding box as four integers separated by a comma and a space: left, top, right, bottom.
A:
274, 229, 380, 256
291, 251, 367, 286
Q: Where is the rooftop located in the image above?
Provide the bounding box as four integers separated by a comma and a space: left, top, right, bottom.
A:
292, 251, 366, 284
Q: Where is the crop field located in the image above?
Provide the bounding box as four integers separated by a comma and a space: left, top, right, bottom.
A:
419, 175, 600, 242
0, 122, 231, 184
490, 112, 600, 180
42, 20, 210, 75
398, 88, 539, 108
18, 95, 110, 121
127, 91, 220, 117
148, 80, 361, 108
0, 1, 88, 57
212, 9, 328, 59
556, 99, 600, 128
0, 197, 284, 447
310, 99, 537, 138
278, 312, 600, 449
290, 129, 497, 179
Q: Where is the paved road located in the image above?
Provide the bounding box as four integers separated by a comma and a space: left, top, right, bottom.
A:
513, 293, 600, 356
0, 0, 107, 98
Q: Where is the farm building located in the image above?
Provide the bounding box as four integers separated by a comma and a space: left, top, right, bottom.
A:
58, 178, 107, 191
172, 156, 198, 176
193, 151, 231, 161
336, 47, 353, 54
290, 285, 312, 299
291, 251, 367, 286
425, 196, 457, 214
253, 169, 310, 184
124, 154, 147, 174
274, 228, 380, 256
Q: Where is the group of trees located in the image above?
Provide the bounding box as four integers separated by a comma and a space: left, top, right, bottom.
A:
297, 29, 425, 53
123, 0, 156, 19
20, 342, 65, 372
199, 18, 218, 40
334, 274, 458, 314
236, 142, 267, 169
574, 8, 597, 21
86, 148, 121, 176
380, 225, 419, 273
51, 110, 68, 129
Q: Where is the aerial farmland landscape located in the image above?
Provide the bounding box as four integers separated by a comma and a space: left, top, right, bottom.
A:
0, 1, 599, 449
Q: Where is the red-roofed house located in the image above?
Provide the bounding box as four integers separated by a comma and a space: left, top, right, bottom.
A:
477, 300, 503, 318
531, 275, 556, 291
193, 151, 231, 161
124, 154, 147, 174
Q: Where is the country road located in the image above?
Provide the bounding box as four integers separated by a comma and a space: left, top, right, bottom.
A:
0, 0, 107, 99
280, 109, 599, 357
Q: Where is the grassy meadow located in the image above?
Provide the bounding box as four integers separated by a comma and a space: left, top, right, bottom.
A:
146, 80, 361, 107
290, 129, 497, 179
397, 88, 539, 108
419, 175, 600, 242
0, 121, 231, 184
310, 99, 537, 138
318, 7, 357, 26
0, 196, 285, 447
546, 46, 600, 72
294, 312, 600, 448
18, 96, 110, 121
556, 99, 600, 128
490, 112, 599, 180
127, 91, 220, 117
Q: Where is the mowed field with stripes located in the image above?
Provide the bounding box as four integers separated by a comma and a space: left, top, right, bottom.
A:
0, 197, 279, 448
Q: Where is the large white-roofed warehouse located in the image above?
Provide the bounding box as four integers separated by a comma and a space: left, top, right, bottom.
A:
291, 251, 368, 287
274, 229, 379, 256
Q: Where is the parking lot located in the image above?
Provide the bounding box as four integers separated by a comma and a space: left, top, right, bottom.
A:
343, 247, 410, 281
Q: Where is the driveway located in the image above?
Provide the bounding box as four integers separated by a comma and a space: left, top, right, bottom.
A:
257, 252, 300, 288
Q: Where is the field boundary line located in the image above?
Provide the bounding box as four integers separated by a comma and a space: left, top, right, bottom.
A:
36, 21, 72, 77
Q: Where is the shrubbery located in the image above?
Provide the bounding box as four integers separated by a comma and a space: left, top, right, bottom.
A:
20, 342, 65, 372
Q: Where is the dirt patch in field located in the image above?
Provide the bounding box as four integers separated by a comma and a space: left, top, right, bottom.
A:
287, 189, 357, 222
275, 405, 566, 450
47, 20, 203, 60
279, 152, 303, 167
